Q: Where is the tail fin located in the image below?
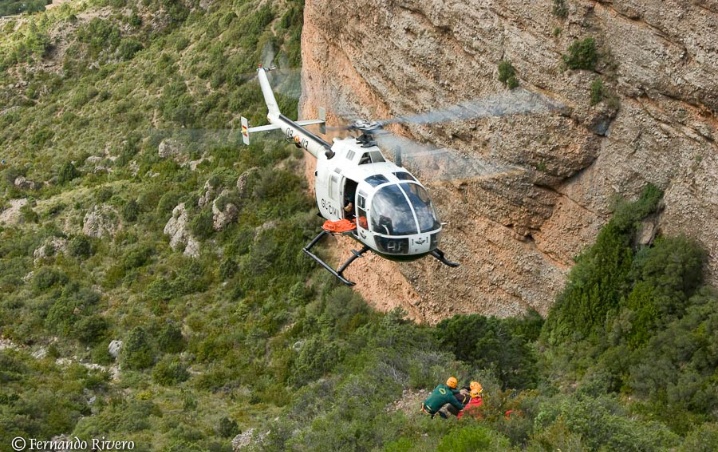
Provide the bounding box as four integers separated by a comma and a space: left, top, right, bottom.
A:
257, 67, 280, 117
241, 117, 250, 145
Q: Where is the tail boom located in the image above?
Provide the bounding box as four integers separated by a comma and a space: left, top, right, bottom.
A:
243, 68, 333, 160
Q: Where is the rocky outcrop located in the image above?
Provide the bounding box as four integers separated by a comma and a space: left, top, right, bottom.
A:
33, 237, 69, 261
198, 179, 217, 208
301, 0, 718, 322
212, 190, 239, 231
108, 340, 123, 359
0, 198, 28, 225
82, 205, 121, 239
236, 167, 260, 198
14, 176, 39, 190
163, 203, 201, 258
158, 138, 187, 163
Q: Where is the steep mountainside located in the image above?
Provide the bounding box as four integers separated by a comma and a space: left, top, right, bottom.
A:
300, 0, 718, 322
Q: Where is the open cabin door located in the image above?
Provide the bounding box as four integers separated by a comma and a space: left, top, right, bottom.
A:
343, 178, 359, 222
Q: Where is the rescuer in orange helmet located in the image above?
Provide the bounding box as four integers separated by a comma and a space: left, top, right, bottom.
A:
420, 376, 465, 418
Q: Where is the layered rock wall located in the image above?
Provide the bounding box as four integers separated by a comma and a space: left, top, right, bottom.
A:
299, 0, 718, 323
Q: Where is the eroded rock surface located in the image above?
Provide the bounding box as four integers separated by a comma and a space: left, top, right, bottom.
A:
301, 0, 718, 323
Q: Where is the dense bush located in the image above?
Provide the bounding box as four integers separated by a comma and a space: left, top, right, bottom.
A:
436, 312, 542, 390
33, 267, 68, 291
157, 322, 185, 353
121, 326, 155, 370
552, 0, 568, 18
152, 356, 189, 385
122, 199, 140, 222
590, 77, 604, 105
57, 161, 80, 184
0, 0, 49, 17
543, 184, 663, 344
497, 60, 519, 89
76, 18, 122, 58
563, 37, 598, 70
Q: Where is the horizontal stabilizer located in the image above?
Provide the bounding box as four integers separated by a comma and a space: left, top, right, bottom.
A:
240, 111, 327, 145
249, 123, 282, 133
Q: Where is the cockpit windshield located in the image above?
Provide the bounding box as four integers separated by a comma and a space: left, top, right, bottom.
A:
369, 183, 441, 236
401, 183, 441, 232
370, 185, 417, 235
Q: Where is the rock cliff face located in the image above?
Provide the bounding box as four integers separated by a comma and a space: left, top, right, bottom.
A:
299, 0, 718, 323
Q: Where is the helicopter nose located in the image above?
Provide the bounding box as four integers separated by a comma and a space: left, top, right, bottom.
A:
410, 234, 432, 254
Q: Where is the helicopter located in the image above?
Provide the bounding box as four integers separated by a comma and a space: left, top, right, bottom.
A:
240, 66, 460, 286
241, 66, 563, 285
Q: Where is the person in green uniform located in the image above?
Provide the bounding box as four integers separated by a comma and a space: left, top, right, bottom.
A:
421, 376, 465, 418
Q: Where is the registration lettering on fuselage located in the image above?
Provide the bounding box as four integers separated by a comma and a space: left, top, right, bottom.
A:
320, 198, 339, 217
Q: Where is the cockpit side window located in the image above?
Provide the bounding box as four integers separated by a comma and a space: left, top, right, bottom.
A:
365, 174, 389, 187
359, 151, 386, 164
394, 172, 416, 182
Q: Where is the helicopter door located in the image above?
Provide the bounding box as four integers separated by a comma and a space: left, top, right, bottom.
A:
328, 173, 340, 201
356, 192, 368, 231
343, 179, 358, 220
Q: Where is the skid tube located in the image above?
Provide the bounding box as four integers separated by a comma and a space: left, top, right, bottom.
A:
303, 230, 370, 286
430, 249, 460, 267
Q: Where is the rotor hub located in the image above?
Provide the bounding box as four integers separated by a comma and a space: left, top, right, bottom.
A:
352, 120, 382, 133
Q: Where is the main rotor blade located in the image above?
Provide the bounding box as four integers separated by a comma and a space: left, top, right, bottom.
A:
377, 89, 566, 127
375, 133, 524, 182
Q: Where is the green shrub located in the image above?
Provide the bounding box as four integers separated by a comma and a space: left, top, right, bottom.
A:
157, 190, 182, 215
437, 425, 510, 452
30, 128, 54, 147
19, 204, 39, 223
95, 186, 113, 202
74, 314, 109, 345
152, 356, 189, 385
76, 18, 122, 58
552, 0, 568, 18
174, 36, 190, 51
497, 60, 518, 89
33, 267, 68, 291
120, 326, 155, 370
680, 423, 718, 451
58, 161, 81, 184
190, 208, 214, 240
436, 314, 540, 390
533, 394, 680, 451
289, 337, 345, 386
118, 39, 143, 60
543, 184, 663, 344
122, 244, 153, 270
590, 78, 604, 105
46, 297, 78, 336
623, 236, 706, 346
69, 235, 93, 258
563, 37, 598, 70
216, 417, 239, 438
122, 199, 140, 222
157, 322, 185, 353
219, 258, 238, 280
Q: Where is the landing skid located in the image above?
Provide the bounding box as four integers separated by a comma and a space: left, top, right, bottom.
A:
303, 230, 370, 286
430, 249, 460, 267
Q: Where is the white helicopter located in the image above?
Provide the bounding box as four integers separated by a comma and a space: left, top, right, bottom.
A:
241, 66, 562, 285
241, 66, 458, 285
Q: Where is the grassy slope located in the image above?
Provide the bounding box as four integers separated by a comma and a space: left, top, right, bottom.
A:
0, 0, 322, 449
